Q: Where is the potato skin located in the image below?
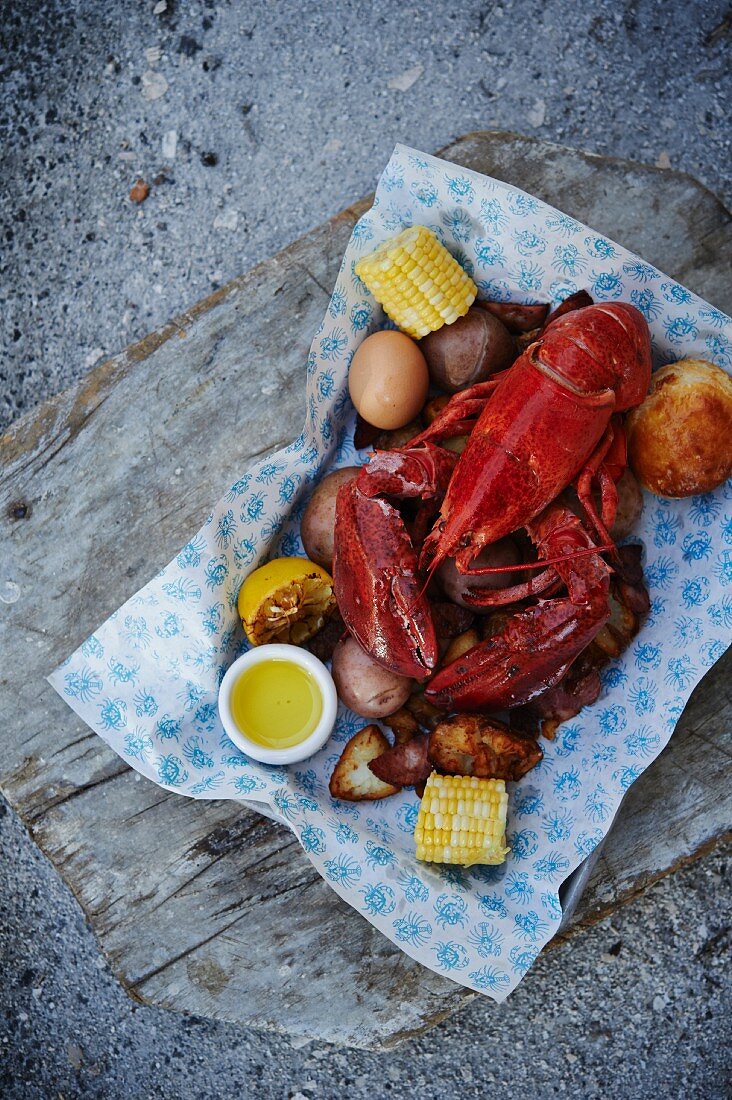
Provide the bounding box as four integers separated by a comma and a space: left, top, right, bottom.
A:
331, 634, 413, 718
419, 306, 516, 393
301, 467, 359, 571
437, 538, 522, 611
626, 359, 732, 497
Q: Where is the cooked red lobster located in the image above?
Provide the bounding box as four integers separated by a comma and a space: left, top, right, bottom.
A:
333, 301, 652, 710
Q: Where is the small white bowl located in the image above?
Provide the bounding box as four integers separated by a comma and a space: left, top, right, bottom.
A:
218, 643, 338, 765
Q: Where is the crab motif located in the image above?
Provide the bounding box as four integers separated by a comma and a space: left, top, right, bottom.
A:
359, 883, 396, 916
433, 893, 468, 930
433, 941, 470, 970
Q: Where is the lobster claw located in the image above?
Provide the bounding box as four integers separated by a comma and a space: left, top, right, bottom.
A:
333, 480, 439, 681
425, 504, 613, 711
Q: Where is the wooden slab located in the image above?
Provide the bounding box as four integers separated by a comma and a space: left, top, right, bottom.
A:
1, 132, 730, 1049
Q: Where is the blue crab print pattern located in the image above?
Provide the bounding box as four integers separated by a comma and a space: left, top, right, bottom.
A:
124, 730, 153, 761
630, 288, 662, 321
591, 269, 623, 299
182, 736, 214, 770
479, 198, 508, 233
156, 754, 188, 787
434, 894, 468, 929
506, 192, 538, 216
475, 237, 506, 267
433, 941, 470, 970
397, 870, 430, 904
48, 143, 730, 1004
584, 235, 617, 260
99, 697, 127, 731
509, 829, 539, 859
664, 314, 699, 344
514, 911, 549, 942
513, 229, 546, 256
300, 824, 327, 855
359, 883, 396, 916
364, 842, 396, 870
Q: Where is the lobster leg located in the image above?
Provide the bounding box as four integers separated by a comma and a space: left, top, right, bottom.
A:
408, 378, 504, 448
425, 504, 612, 711
574, 416, 626, 548
457, 565, 562, 609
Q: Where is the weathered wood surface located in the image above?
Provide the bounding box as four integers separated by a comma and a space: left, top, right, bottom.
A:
1, 132, 730, 1050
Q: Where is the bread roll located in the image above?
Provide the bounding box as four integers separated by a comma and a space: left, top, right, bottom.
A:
626, 358, 732, 497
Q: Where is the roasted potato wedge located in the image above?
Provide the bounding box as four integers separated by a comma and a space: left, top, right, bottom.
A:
329, 725, 401, 801
429, 715, 543, 782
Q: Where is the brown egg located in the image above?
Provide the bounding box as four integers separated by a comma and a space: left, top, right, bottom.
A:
349, 330, 429, 430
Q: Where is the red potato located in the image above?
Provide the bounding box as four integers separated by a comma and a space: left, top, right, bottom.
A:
419, 306, 516, 393
437, 538, 523, 611
331, 634, 413, 718
475, 299, 550, 333
301, 467, 359, 571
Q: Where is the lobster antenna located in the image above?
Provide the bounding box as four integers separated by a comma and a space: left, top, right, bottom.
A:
465, 542, 616, 575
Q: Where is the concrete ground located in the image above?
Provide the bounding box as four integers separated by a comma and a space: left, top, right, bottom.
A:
1, 0, 730, 1095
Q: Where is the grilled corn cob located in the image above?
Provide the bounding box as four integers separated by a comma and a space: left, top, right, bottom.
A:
355, 226, 477, 338
414, 772, 509, 867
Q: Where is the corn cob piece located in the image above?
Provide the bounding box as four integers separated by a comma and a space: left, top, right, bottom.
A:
355, 226, 477, 339
414, 772, 509, 867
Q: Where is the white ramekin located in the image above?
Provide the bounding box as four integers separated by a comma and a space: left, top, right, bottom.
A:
218, 643, 338, 765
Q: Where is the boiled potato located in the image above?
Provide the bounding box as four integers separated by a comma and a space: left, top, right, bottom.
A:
301, 467, 359, 571
438, 538, 522, 611
419, 306, 517, 393
331, 634, 413, 718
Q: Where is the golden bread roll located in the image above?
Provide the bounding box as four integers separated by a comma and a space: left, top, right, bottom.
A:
626, 358, 732, 497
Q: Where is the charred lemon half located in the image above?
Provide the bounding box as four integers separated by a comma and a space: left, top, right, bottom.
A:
237, 557, 336, 647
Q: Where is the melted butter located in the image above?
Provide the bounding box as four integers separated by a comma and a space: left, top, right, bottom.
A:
230, 659, 323, 749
